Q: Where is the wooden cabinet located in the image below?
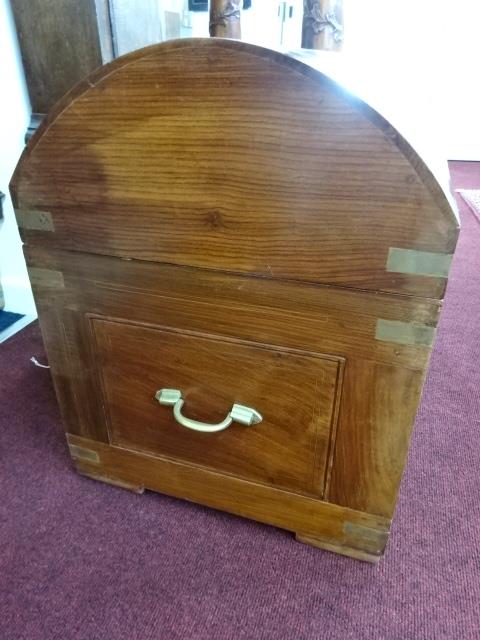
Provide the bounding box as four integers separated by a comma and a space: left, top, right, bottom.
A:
10, 39, 459, 561
9, 0, 107, 116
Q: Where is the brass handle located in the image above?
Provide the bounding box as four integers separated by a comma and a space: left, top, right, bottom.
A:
155, 388, 262, 433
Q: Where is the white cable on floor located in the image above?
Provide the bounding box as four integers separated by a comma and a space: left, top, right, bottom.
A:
30, 356, 50, 369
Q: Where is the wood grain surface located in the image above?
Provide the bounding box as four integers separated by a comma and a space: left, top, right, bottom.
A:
11, 39, 458, 298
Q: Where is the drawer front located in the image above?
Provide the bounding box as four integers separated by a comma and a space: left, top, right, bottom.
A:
92, 318, 344, 497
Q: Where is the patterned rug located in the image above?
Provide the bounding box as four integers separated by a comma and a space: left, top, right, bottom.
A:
458, 188, 480, 222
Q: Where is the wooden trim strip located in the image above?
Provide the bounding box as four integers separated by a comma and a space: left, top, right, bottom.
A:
76, 468, 144, 493
67, 434, 391, 546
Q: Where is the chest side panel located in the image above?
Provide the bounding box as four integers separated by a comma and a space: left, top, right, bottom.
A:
26, 247, 438, 518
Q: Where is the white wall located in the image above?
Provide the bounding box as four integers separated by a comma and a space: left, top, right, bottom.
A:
241, 0, 479, 160
341, 0, 480, 160
0, 0, 35, 316
242, 0, 480, 161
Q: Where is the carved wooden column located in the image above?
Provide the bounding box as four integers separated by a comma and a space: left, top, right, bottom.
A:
302, 0, 343, 51
209, 0, 242, 38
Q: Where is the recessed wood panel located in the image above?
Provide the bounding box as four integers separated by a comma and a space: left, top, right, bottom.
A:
92, 318, 343, 497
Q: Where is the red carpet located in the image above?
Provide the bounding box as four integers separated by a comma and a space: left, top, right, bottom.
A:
0, 161, 479, 639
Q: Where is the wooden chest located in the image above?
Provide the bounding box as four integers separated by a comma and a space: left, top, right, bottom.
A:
10, 39, 458, 562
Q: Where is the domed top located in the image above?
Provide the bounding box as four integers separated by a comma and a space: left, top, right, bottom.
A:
11, 38, 458, 298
